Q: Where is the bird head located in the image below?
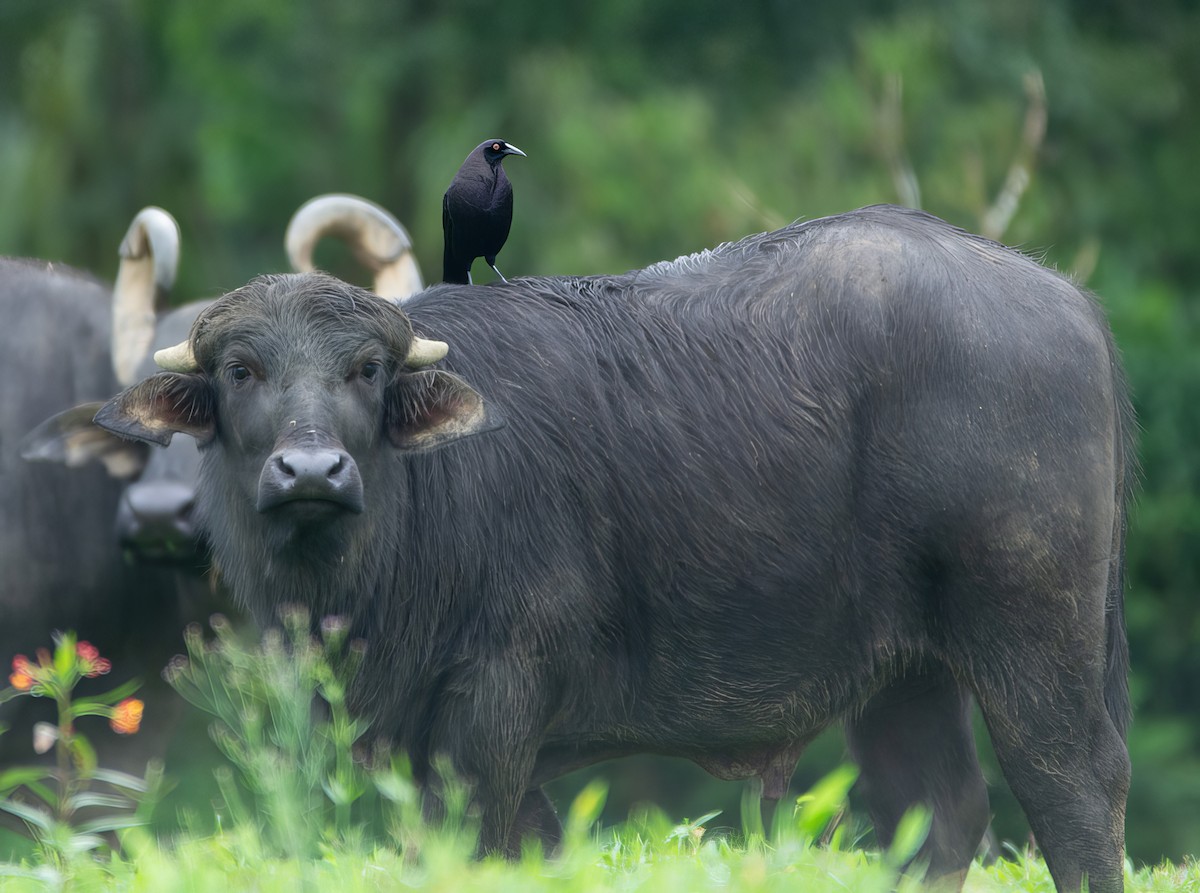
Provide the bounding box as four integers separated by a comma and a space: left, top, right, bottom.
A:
481, 139, 526, 165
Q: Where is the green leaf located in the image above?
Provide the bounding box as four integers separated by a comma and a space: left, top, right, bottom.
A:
886, 804, 932, 866
66, 791, 136, 811
73, 679, 143, 708
74, 814, 146, 835
740, 777, 765, 843
0, 688, 27, 705
0, 798, 55, 831
373, 769, 416, 805
321, 777, 365, 807
53, 631, 77, 678
794, 764, 859, 840
0, 766, 53, 794
666, 810, 723, 845
213, 766, 253, 830
91, 768, 153, 793
0, 864, 62, 882
566, 778, 609, 839
63, 833, 107, 856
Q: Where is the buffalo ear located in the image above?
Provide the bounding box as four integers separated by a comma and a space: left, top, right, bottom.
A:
387, 369, 501, 451
21, 402, 151, 480
93, 373, 215, 447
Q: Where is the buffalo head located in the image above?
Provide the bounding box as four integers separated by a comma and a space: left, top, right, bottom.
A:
93, 274, 497, 600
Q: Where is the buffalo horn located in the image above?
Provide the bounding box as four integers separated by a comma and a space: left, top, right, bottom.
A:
112, 207, 181, 385
153, 340, 198, 373
285, 194, 425, 301
405, 337, 449, 368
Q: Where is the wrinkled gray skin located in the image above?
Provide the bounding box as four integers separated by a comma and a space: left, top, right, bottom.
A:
97, 206, 1133, 893
0, 260, 210, 771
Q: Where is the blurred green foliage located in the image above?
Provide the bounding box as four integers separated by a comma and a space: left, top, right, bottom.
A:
2, 0, 1198, 865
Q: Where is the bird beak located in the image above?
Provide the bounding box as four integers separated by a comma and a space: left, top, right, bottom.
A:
503, 144, 527, 158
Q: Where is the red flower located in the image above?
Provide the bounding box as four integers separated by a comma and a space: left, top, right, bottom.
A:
9, 655, 35, 691
110, 698, 144, 735
76, 641, 111, 677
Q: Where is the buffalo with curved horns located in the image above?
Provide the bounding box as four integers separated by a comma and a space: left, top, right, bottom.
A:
25, 194, 426, 564
97, 206, 1133, 892
0, 209, 200, 770
12, 196, 425, 772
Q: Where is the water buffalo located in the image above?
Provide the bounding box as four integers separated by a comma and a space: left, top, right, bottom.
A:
20, 209, 213, 568
0, 214, 195, 770
25, 195, 424, 565
96, 205, 1133, 892
10, 196, 421, 773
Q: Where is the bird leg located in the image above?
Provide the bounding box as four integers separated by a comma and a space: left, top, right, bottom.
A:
489, 264, 507, 282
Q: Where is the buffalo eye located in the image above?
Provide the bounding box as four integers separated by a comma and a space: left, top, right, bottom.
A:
228, 363, 251, 384
360, 361, 382, 382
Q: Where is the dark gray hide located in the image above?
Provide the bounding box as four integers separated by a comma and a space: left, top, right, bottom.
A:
0, 260, 203, 772
97, 206, 1134, 893
24, 302, 214, 565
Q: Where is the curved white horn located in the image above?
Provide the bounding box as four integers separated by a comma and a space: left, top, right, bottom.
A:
285, 194, 425, 302
113, 206, 181, 385
405, 336, 448, 368
153, 340, 198, 373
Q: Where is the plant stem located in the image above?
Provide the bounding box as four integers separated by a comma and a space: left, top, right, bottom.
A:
54, 693, 74, 824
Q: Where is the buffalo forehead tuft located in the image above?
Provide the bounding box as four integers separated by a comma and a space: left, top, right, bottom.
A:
188, 273, 415, 370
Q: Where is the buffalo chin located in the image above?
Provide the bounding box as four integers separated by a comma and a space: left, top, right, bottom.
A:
253, 507, 366, 573
257, 492, 365, 516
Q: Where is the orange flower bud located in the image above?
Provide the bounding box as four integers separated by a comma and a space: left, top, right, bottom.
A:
9, 655, 35, 691
110, 698, 144, 735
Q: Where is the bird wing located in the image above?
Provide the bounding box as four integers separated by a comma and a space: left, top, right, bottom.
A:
442, 189, 475, 284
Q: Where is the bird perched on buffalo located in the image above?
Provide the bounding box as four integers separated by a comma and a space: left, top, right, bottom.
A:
442, 139, 526, 284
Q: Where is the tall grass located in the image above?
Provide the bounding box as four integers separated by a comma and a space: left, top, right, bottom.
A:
1, 618, 1195, 891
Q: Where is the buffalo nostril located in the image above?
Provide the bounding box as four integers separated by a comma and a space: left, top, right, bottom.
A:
276, 455, 294, 479
277, 449, 346, 482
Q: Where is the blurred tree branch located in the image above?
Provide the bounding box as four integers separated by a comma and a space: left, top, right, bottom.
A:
875, 69, 1046, 243
979, 70, 1046, 241
877, 73, 921, 210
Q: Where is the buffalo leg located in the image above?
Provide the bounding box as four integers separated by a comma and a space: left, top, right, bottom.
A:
425, 665, 548, 858
506, 788, 563, 856
845, 663, 989, 890
971, 669, 1129, 893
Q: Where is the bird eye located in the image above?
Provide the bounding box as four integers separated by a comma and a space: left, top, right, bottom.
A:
228, 364, 251, 384
492, 142, 501, 151
360, 361, 381, 382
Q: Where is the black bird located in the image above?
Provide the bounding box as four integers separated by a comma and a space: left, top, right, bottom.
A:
442, 139, 526, 284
